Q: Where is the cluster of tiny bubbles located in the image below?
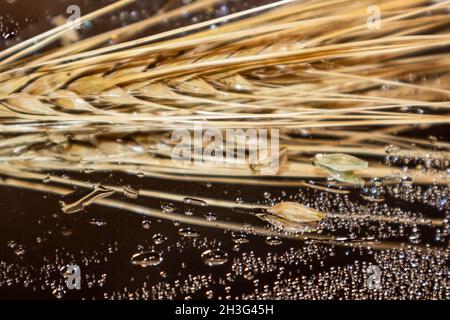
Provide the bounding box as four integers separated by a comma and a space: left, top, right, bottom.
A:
256, 177, 448, 246
0, 14, 20, 42
0, 243, 118, 298
360, 178, 386, 202
5, 228, 443, 300
386, 183, 449, 211
6, 240, 26, 257
203, 212, 217, 221
384, 154, 449, 173
373, 247, 449, 300
89, 218, 107, 227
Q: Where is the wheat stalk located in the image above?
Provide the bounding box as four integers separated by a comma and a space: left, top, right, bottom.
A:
0, 0, 448, 241
1, 1, 449, 129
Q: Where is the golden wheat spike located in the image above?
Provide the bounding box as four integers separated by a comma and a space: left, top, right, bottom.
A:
0, 0, 448, 187
0, 0, 449, 130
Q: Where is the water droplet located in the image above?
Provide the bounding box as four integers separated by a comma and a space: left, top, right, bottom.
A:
401, 175, 414, 185
141, 219, 151, 229
204, 212, 217, 221
201, 249, 228, 266
131, 251, 162, 267
7, 241, 26, 256
385, 144, 400, 154
231, 233, 249, 244
59, 223, 73, 237
89, 218, 107, 227
265, 236, 282, 246
84, 168, 95, 174
123, 185, 139, 199
360, 191, 385, 202
136, 172, 145, 178
178, 227, 200, 238
52, 286, 66, 299
161, 202, 176, 213
153, 233, 167, 245
183, 197, 208, 206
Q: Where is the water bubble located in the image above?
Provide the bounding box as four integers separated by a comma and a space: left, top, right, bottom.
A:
7, 241, 26, 256
401, 175, 414, 185
201, 249, 228, 266
130, 10, 140, 21
81, 20, 93, 31
136, 172, 145, 178
218, 5, 230, 16
89, 218, 107, 227
59, 223, 74, 237
205, 290, 214, 299
52, 286, 66, 299
385, 144, 400, 154
265, 236, 282, 246
131, 251, 162, 267
141, 219, 151, 229
231, 233, 249, 244
153, 233, 167, 245
360, 191, 385, 202
84, 168, 95, 174
123, 186, 139, 199
178, 227, 200, 238
161, 202, 176, 213
183, 197, 208, 206
204, 212, 217, 221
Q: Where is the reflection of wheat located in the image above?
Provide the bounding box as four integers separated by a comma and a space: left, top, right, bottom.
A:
0, 0, 448, 243
0, 175, 444, 253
